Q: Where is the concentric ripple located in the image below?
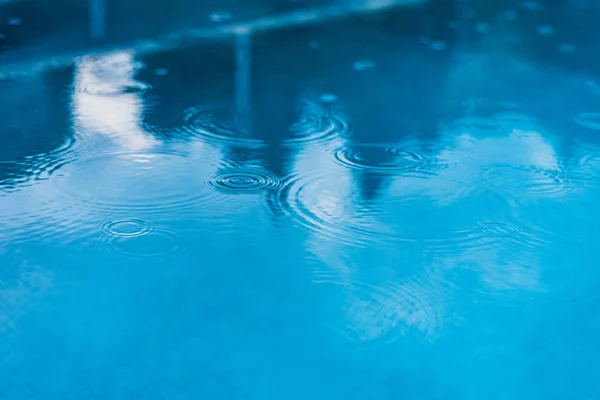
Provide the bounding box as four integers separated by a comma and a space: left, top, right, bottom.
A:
153, 104, 264, 147
145, 100, 352, 147
100, 219, 154, 237
270, 171, 480, 249
0, 135, 84, 192
52, 150, 223, 218
208, 169, 284, 194
480, 164, 578, 202
99, 224, 184, 258
332, 144, 435, 174
283, 101, 353, 145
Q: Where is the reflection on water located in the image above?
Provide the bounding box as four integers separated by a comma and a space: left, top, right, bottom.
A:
2, 1, 600, 399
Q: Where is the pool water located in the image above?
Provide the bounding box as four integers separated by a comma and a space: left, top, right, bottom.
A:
1, 1, 600, 399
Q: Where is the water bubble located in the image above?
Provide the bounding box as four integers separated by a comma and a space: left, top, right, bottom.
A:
208, 169, 284, 194
154, 68, 168, 76
352, 60, 376, 71
209, 11, 233, 23
8, 17, 21, 26
575, 112, 600, 130
309, 40, 320, 50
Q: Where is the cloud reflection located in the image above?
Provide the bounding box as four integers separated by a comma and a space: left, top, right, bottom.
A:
72, 50, 157, 151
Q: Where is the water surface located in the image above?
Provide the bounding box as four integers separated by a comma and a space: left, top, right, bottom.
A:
1, 1, 600, 399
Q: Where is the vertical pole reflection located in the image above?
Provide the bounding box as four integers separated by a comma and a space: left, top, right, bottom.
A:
235, 30, 252, 125
89, 0, 106, 40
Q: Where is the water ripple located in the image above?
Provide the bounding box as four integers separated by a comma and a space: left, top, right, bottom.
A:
480, 164, 578, 202
100, 218, 154, 238
283, 101, 352, 145
332, 144, 435, 174
270, 171, 478, 249
98, 224, 185, 258
325, 275, 446, 347
208, 169, 284, 194
52, 150, 223, 217
145, 100, 352, 147
0, 135, 84, 193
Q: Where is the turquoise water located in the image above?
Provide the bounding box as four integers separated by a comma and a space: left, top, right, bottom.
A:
1, 1, 600, 399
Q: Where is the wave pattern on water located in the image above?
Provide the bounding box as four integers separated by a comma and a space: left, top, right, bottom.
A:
144, 99, 353, 147
208, 169, 285, 194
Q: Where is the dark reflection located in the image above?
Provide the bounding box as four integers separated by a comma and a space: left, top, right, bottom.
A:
0, 67, 74, 190
136, 1, 459, 211
138, 40, 236, 137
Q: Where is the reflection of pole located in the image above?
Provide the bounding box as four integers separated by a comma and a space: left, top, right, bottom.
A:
235, 30, 252, 122
89, 0, 106, 40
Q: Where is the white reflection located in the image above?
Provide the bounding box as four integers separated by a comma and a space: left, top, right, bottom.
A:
72, 51, 157, 151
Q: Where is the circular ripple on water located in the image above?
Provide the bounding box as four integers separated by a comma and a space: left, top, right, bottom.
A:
270, 171, 480, 249
144, 104, 264, 147
145, 100, 352, 147
100, 218, 154, 238
208, 169, 284, 194
52, 150, 222, 217
0, 135, 85, 192
99, 224, 184, 258
480, 164, 579, 202
332, 144, 437, 175
283, 101, 353, 145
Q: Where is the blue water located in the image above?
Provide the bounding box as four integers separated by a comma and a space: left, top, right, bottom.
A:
2, 1, 600, 399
